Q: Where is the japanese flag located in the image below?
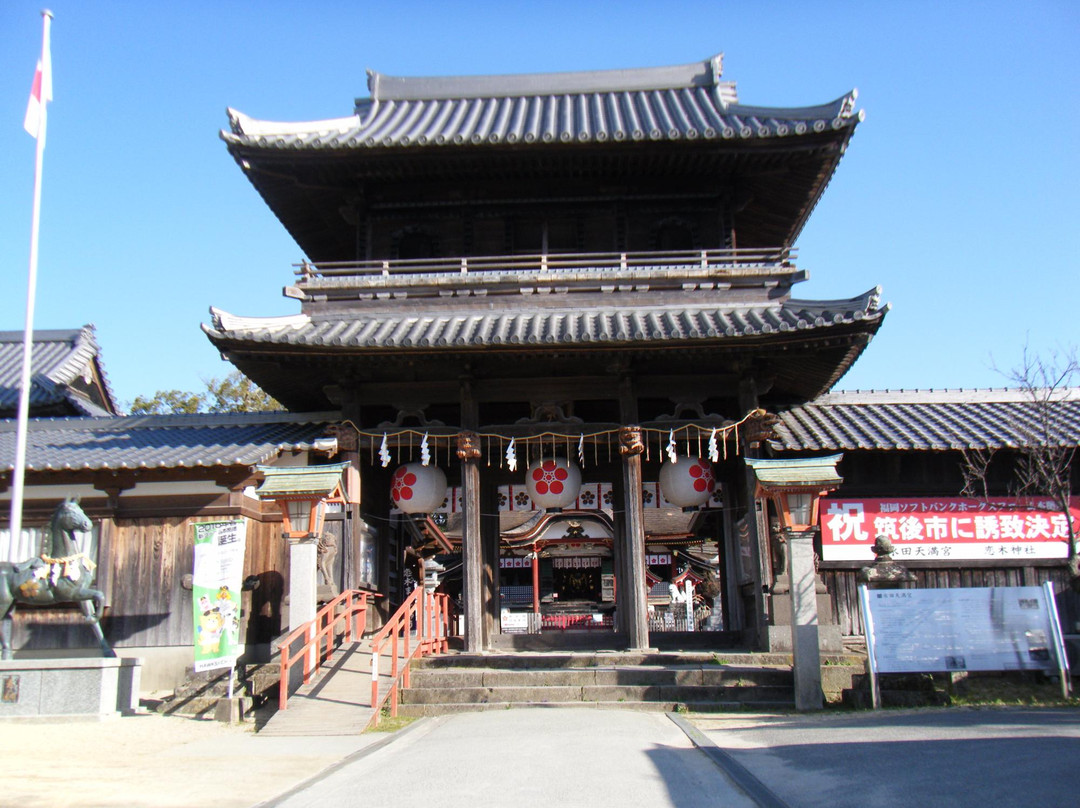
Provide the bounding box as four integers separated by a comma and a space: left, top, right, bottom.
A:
23, 14, 53, 141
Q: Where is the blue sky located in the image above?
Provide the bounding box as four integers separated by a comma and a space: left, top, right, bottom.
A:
1, 1, 1077, 409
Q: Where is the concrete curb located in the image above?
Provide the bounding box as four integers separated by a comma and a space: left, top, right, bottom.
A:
667, 713, 791, 808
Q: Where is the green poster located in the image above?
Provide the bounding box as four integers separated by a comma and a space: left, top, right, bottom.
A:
192, 519, 246, 672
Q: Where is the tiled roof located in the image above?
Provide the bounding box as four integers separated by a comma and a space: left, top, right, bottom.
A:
0, 326, 118, 417
0, 411, 338, 473
772, 389, 1080, 451
204, 287, 885, 352
255, 462, 350, 497
745, 454, 843, 487
223, 55, 859, 151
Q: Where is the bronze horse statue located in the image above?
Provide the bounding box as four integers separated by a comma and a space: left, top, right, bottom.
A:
0, 498, 114, 659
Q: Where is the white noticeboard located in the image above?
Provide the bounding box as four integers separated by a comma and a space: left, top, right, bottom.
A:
859, 584, 1070, 707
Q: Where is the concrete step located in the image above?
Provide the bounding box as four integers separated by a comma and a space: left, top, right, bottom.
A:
397, 697, 797, 717
408, 665, 793, 689
412, 651, 854, 669
401, 683, 794, 705
400, 651, 806, 714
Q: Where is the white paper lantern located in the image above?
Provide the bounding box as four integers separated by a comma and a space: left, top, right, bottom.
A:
525, 457, 582, 509
659, 456, 715, 508
390, 463, 447, 513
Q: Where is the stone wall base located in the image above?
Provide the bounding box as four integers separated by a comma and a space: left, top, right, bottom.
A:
0, 657, 141, 719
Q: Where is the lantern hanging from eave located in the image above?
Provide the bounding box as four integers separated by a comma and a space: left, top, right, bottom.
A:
526, 457, 582, 510
659, 455, 715, 508
390, 462, 448, 514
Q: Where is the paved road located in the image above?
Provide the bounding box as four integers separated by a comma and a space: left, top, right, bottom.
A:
262, 708, 759, 808
5, 705, 1076, 807
689, 708, 1080, 808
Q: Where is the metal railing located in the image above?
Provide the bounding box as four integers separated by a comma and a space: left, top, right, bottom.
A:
369, 586, 456, 725
295, 247, 795, 281
277, 589, 377, 711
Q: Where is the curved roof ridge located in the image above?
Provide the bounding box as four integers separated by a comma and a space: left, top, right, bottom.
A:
204, 307, 310, 334
365, 54, 727, 102
727, 90, 860, 123
787, 287, 886, 316
225, 107, 360, 138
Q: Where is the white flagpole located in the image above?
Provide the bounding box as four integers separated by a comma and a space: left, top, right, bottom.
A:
10, 10, 54, 543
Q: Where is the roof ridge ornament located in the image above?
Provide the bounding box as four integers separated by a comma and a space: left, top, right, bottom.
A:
364, 54, 728, 102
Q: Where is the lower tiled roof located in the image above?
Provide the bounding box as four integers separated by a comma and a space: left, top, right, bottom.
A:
204, 288, 885, 352
772, 389, 1080, 451
0, 411, 338, 472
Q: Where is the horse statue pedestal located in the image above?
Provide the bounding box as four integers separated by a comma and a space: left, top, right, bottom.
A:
0, 656, 141, 718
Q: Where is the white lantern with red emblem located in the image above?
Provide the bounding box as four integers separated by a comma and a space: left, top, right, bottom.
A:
525, 457, 582, 510
390, 463, 448, 513
659, 455, 715, 508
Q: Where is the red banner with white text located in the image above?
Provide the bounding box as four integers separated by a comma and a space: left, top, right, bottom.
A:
820, 497, 1080, 561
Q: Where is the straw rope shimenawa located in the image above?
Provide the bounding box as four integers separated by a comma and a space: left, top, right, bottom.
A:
339, 407, 768, 471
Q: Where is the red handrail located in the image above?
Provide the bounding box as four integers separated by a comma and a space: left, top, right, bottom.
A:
278, 589, 377, 711
369, 587, 456, 725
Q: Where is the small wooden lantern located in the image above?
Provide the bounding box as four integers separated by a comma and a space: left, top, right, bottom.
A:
255, 462, 352, 540
744, 455, 844, 531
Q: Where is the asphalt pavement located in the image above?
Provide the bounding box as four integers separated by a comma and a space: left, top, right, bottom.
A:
261, 708, 760, 808
3, 705, 1077, 808
687, 707, 1080, 808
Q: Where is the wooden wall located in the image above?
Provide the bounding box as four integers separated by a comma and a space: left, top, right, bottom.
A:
12, 515, 288, 652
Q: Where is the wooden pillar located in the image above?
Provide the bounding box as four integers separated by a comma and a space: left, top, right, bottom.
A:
458, 431, 484, 653
739, 378, 768, 649
481, 481, 499, 649
619, 426, 650, 650
532, 548, 540, 614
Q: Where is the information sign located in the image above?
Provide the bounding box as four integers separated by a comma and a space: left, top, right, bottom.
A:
859, 584, 1070, 706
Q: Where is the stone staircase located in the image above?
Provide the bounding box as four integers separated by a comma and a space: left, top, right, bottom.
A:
156, 660, 280, 718
398, 652, 817, 715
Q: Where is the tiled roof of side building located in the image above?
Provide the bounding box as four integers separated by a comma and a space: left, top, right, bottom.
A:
772, 388, 1080, 451
0, 326, 118, 417
204, 288, 886, 351
222, 54, 860, 152
0, 411, 339, 472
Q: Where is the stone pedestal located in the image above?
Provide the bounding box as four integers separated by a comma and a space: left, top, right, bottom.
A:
788, 531, 823, 711
288, 538, 319, 632
0, 657, 141, 718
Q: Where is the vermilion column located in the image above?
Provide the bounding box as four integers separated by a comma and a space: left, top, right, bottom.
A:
532, 548, 541, 614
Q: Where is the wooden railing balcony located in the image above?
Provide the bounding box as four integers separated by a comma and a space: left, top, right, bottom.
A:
296, 247, 796, 281
288, 248, 802, 302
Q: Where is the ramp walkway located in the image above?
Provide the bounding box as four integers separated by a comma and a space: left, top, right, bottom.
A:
258, 638, 410, 736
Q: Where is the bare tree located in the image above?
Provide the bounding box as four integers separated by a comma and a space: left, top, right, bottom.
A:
958, 446, 995, 500
998, 345, 1079, 582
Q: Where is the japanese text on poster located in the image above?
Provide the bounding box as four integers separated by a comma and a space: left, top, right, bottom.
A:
821, 497, 1079, 561
192, 520, 246, 672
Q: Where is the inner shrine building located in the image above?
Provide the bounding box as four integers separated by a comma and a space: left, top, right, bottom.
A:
204, 53, 887, 652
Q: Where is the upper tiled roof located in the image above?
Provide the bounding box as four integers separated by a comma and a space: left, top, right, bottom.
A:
0, 326, 118, 417
204, 287, 885, 353
0, 411, 337, 473
772, 389, 1080, 451
223, 55, 859, 151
